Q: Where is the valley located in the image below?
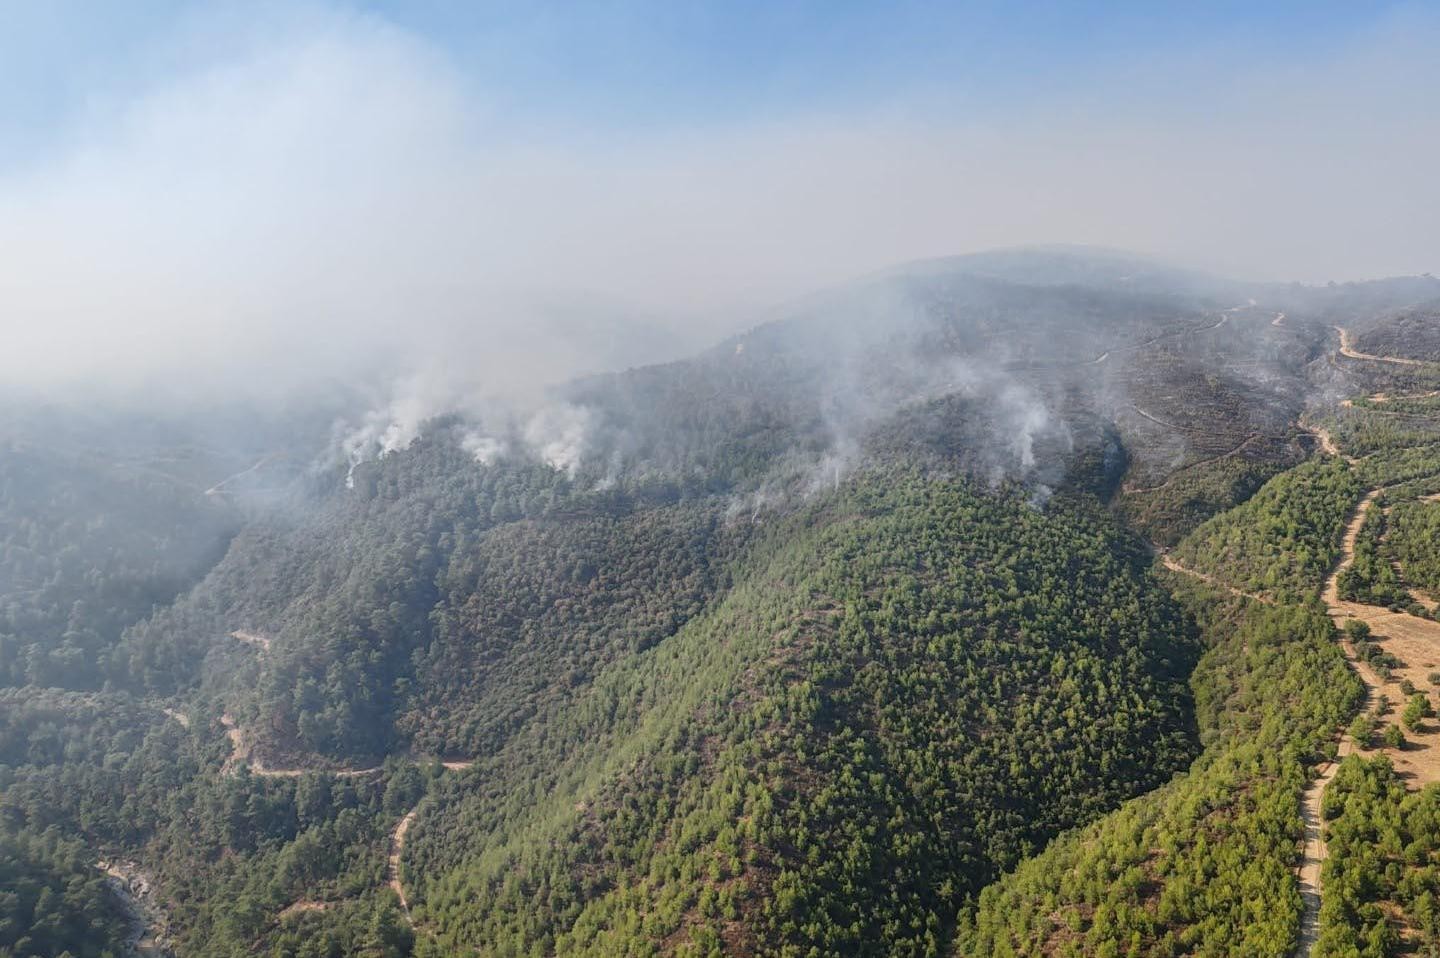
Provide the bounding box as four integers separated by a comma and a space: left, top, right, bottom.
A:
1, 0, 1434, 954
4, 249, 1440, 957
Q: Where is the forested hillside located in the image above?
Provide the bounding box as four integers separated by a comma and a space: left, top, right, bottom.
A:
958, 592, 1360, 957
961, 272, 1440, 958
0, 443, 236, 690
1168, 459, 1361, 602
0, 828, 130, 958
5, 250, 1440, 956
403, 470, 1198, 956
1386, 499, 1440, 597
104, 255, 1285, 770
956, 447, 1372, 956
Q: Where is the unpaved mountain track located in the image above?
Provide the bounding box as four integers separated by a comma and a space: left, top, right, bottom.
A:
1293, 379, 1440, 954
1336, 326, 1429, 366
1165, 320, 1440, 955
1343, 391, 1440, 409
214, 708, 472, 925
387, 760, 473, 925
1098, 301, 1257, 364
1293, 492, 1383, 957
1159, 554, 1273, 604
219, 712, 382, 778
1295, 669, 1378, 957
1307, 422, 1343, 459
389, 809, 418, 919
1129, 403, 1277, 442
1009, 301, 1258, 374
1124, 434, 1261, 494
217, 710, 473, 925
1121, 303, 1299, 494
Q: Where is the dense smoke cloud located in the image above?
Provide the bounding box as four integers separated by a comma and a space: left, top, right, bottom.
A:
0, 4, 1437, 404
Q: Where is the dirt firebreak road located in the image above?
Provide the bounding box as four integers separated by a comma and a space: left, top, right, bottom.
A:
217, 707, 471, 925
1292, 333, 1440, 955
1161, 382, 1440, 955
1293, 479, 1440, 954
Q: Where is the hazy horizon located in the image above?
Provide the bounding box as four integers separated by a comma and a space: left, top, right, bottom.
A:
2, 1, 1437, 403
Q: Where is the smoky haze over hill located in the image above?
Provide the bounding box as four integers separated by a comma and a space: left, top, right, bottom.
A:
10, 9, 1440, 957
1, 4, 1438, 410
2, 3, 1439, 585
5, 242, 1439, 521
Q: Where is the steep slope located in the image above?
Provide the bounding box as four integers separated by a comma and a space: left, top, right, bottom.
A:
960, 300, 1440, 958
130, 252, 1326, 769
1352, 299, 1440, 363
0, 828, 133, 958
124, 442, 749, 764
957, 462, 1367, 958
0, 441, 237, 691
6, 250, 1439, 956
1168, 458, 1361, 603
403, 469, 1199, 956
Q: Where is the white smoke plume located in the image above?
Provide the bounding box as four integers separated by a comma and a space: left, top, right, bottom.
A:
521, 405, 593, 475
335, 371, 600, 484
461, 432, 507, 466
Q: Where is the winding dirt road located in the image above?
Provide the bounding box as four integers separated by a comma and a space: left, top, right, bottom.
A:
1295, 672, 1378, 955
1308, 422, 1342, 459
1294, 479, 1440, 954
1163, 382, 1440, 954
219, 713, 384, 778
1159, 554, 1273, 604
385, 759, 473, 923
1288, 336, 1440, 953
1124, 434, 1262, 495
1292, 493, 1382, 957
1336, 326, 1428, 367
389, 809, 418, 918
215, 708, 472, 924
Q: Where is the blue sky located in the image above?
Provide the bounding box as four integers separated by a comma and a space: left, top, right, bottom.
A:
0, 1, 1416, 156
